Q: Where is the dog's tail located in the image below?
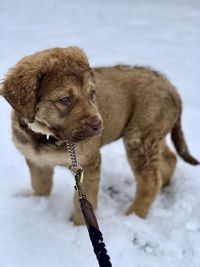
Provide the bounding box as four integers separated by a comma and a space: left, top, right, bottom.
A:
171, 109, 199, 165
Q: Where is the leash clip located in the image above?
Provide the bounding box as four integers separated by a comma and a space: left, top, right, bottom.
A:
73, 168, 84, 199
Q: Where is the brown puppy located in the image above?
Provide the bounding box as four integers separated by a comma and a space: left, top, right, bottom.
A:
1, 47, 199, 224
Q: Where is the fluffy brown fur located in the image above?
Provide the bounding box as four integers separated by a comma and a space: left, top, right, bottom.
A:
1, 47, 199, 224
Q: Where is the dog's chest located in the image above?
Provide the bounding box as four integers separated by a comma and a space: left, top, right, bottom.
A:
13, 135, 69, 167
12, 133, 95, 168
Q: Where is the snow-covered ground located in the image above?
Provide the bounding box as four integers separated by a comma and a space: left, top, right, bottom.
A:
0, 0, 200, 266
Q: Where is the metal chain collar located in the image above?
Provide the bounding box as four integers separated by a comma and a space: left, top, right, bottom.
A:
66, 142, 84, 199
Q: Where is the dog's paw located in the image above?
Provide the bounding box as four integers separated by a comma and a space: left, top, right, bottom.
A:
125, 205, 147, 219
71, 212, 85, 226
32, 190, 51, 197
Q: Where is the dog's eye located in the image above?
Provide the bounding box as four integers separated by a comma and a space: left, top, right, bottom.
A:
59, 96, 72, 104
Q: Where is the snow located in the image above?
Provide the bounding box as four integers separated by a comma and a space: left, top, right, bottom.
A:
0, 0, 200, 266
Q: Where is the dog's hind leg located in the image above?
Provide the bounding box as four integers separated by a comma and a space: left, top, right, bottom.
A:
160, 144, 177, 187
26, 159, 54, 196
123, 131, 163, 218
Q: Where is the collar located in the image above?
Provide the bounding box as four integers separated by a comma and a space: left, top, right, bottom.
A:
18, 119, 64, 147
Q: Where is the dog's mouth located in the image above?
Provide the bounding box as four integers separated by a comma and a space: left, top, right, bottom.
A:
71, 127, 103, 143
52, 123, 103, 143
31, 118, 103, 143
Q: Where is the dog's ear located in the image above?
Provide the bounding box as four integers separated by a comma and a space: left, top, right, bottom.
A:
1, 55, 47, 123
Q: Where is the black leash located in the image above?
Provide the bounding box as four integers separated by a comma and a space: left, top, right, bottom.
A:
67, 143, 112, 267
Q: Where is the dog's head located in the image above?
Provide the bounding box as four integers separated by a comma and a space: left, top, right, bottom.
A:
2, 47, 103, 142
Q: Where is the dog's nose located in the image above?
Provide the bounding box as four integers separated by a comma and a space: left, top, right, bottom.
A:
86, 119, 102, 133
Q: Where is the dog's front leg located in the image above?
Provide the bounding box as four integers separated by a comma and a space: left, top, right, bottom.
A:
26, 159, 54, 196
72, 154, 101, 225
